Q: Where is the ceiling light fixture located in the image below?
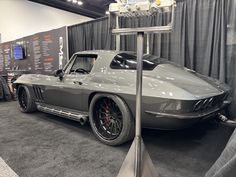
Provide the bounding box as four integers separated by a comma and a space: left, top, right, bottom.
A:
77, 1, 83, 5
72, 0, 77, 4
67, 0, 72, 2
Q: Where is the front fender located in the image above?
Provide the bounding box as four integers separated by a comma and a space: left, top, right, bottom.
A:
13, 74, 35, 89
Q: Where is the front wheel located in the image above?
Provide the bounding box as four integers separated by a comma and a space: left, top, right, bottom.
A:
17, 85, 37, 113
89, 94, 134, 146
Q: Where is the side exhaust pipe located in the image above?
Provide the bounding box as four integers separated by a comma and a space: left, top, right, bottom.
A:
217, 113, 236, 128
79, 117, 88, 126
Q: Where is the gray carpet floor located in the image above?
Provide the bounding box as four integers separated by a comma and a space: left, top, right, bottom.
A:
0, 101, 234, 177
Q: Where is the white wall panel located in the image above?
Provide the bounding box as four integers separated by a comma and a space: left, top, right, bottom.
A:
0, 0, 92, 43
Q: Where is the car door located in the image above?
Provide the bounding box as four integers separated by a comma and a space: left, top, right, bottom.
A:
44, 54, 98, 111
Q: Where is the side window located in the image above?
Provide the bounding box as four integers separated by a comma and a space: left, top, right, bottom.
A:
69, 54, 97, 74
110, 53, 159, 70
110, 53, 137, 70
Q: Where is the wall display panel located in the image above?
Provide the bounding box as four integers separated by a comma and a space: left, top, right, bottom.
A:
0, 26, 68, 75
0, 42, 12, 74
0, 47, 3, 72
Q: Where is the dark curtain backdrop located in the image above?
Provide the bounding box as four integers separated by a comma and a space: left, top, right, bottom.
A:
68, 0, 235, 117
226, 0, 236, 117
68, 17, 115, 54
207, 2, 236, 175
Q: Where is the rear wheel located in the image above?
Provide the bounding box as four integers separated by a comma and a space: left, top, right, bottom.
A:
17, 85, 36, 113
89, 94, 134, 146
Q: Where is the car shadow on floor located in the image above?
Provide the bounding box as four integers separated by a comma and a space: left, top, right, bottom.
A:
34, 111, 233, 150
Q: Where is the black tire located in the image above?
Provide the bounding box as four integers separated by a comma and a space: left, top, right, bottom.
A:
17, 85, 37, 113
89, 94, 134, 146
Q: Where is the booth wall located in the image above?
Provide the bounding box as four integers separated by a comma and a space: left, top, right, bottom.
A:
0, 0, 92, 43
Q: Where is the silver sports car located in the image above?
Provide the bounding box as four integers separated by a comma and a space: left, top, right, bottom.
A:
13, 50, 231, 145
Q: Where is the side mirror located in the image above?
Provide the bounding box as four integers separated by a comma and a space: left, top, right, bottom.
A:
54, 69, 64, 80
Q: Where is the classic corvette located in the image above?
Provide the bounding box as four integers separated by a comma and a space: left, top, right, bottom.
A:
13, 50, 231, 145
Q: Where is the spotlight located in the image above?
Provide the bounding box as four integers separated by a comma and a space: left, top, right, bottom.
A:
77, 1, 83, 5
106, 11, 110, 15
67, 0, 72, 2
72, 0, 77, 4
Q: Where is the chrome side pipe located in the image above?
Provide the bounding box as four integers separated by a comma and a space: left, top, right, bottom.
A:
79, 117, 88, 126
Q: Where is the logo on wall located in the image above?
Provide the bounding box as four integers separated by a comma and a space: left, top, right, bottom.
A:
59, 37, 63, 69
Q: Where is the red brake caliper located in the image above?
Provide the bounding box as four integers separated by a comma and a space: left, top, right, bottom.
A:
104, 100, 111, 128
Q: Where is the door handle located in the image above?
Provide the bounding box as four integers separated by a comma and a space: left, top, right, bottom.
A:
73, 81, 83, 85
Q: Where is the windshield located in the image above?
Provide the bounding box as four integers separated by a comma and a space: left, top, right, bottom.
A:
110, 53, 167, 70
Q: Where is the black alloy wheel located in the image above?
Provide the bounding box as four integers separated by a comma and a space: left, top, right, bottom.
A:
94, 97, 123, 140
17, 85, 37, 113
19, 88, 28, 111
89, 94, 134, 146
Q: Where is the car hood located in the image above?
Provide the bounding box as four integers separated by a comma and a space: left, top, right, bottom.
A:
143, 64, 224, 99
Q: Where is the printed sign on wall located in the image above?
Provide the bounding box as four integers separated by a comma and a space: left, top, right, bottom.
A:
0, 26, 68, 75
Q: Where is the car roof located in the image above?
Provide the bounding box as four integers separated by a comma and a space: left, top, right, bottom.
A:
74, 50, 135, 56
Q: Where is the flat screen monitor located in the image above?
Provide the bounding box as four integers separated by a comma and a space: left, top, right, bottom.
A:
13, 45, 25, 60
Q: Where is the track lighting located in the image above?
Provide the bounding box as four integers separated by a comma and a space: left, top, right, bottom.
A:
67, 0, 83, 6
77, 1, 83, 5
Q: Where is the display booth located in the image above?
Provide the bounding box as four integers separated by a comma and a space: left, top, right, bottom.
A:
0, 0, 236, 176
